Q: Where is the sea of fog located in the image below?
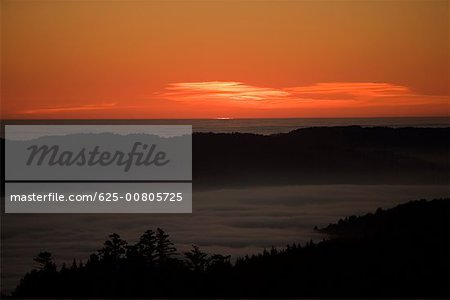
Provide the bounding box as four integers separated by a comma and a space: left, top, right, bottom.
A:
2, 184, 449, 292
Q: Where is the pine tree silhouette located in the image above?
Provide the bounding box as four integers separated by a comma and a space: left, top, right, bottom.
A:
155, 228, 177, 266
184, 244, 208, 272
137, 229, 157, 264
33, 251, 55, 271
98, 233, 128, 263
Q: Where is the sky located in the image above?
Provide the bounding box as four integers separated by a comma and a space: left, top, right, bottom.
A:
2, 0, 449, 119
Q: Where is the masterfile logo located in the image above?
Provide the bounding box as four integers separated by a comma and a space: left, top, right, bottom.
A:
26, 141, 170, 172
3, 125, 193, 213
5, 125, 192, 180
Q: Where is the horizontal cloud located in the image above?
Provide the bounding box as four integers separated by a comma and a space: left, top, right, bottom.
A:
160, 81, 290, 102
160, 81, 418, 103
20, 103, 118, 114
11, 81, 447, 117
153, 81, 449, 117
287, 82, 412, 99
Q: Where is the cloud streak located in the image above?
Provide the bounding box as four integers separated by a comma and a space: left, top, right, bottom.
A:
287, 82, 412, 99
160, 81, 290, 102
159, 81, 419, 104
20, 103, 118, 114
10, 82, 447, 118
153, 81, 449, 117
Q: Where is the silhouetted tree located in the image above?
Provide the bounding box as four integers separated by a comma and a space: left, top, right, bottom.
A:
70, 258, 78, 271
208, 254, 231, 272
184, 244, 208, 272
98, 233, 128, 263
60, 263, 68, 273
155, 228, 177, 266
136, 229, 157, 264
33, 251, 55, 272
86, 253, 99, 267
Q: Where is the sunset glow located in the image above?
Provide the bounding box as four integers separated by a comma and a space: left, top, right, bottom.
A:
1, 0, 448, 119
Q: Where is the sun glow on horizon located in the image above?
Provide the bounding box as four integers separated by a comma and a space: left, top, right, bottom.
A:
4, 81, 448, 119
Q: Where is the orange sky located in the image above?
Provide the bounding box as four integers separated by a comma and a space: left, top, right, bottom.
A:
1, 0, 449, 119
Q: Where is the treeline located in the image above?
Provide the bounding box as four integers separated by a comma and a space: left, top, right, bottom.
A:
10, 199, 450, 298
12, 228, 235, 298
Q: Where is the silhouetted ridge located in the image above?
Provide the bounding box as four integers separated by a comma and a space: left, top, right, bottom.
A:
318, 198, 450, 240
193, 127, 449, 187
10, 199, 450, 299
2, 126, 448, 187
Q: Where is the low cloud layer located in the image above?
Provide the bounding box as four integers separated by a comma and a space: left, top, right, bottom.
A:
2, 184, 448, 292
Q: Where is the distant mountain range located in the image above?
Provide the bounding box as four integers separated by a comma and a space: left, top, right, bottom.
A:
193, 126, 449, 188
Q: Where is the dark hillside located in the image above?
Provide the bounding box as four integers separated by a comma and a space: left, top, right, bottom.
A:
193, 127, 449, 187
10, 199, 450, 298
